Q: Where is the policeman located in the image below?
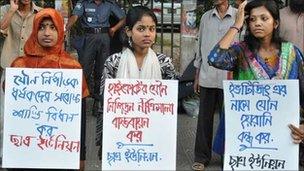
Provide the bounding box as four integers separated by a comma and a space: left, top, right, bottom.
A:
66, 0, 125, 116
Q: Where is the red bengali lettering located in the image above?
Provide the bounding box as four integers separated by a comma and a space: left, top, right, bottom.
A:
10, 135, 35, 147
138, 98, 174, 115
112, 117, 150, 130
106, 97, 135, 115
126, 130, 143, 142
149, 80, 168, 97
37, 134, 80, 152
107, 80, 148, 96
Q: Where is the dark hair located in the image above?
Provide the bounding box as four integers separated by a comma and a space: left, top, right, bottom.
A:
244, 0, 283, 52
122, 6, 157, 50
289, 0, 304, 14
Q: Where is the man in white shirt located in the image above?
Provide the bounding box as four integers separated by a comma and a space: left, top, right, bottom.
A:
192, 0, 239, 170
280, 0, 304, 53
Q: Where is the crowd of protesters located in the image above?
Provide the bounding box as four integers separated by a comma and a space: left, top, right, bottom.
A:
0, 0, 304, 171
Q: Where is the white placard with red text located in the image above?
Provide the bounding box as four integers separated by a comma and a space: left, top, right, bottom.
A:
102, 79, 178, 170
3, 68, 82, 169
223, 80, 299, 170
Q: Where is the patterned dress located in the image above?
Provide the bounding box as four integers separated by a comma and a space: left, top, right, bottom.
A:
208, 41, 304, 154
96, 51, 179, 145
208, 42, 304, 105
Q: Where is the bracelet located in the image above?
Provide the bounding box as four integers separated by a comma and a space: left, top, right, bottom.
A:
230, 26, 240, 33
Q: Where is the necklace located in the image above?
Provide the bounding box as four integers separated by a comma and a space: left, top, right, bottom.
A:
259, 47, 279, 67
263, 54, 278, 69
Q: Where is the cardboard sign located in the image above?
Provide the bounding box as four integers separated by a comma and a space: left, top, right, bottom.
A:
3, 68, 82, 169
102, 79, 178, 170
223, 80, 299, 170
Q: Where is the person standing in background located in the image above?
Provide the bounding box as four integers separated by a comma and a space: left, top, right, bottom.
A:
192, 0, 239, 170
65, 0, 126, 116
279, 0, 304, 166
0, 0, 41, 76
280, 0, 304, 52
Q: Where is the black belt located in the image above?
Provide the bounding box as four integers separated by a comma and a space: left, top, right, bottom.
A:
85, 27, 109, 34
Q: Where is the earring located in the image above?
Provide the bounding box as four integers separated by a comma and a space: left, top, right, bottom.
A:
128, 36, 132, 48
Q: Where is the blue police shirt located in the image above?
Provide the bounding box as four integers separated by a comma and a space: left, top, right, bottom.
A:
73, 0, 125, 28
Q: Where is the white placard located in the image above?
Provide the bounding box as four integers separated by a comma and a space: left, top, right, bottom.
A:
223, 80, 299, 170
102, 79, 178, 170
3, 68, 82, 169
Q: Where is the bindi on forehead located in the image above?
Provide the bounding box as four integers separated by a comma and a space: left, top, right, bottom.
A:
40, 20, 55, 26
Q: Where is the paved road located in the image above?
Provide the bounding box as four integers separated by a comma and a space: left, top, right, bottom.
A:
84, 98, 222, 171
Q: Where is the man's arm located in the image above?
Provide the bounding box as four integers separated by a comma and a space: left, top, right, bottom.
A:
109, 1, 126, 37
193, 14, 205, 69
65, 15, 79, 32
65, 0, 85, 32
193, 13, 206, 94
0, 0, 19, 30
109, 17, 125, 37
